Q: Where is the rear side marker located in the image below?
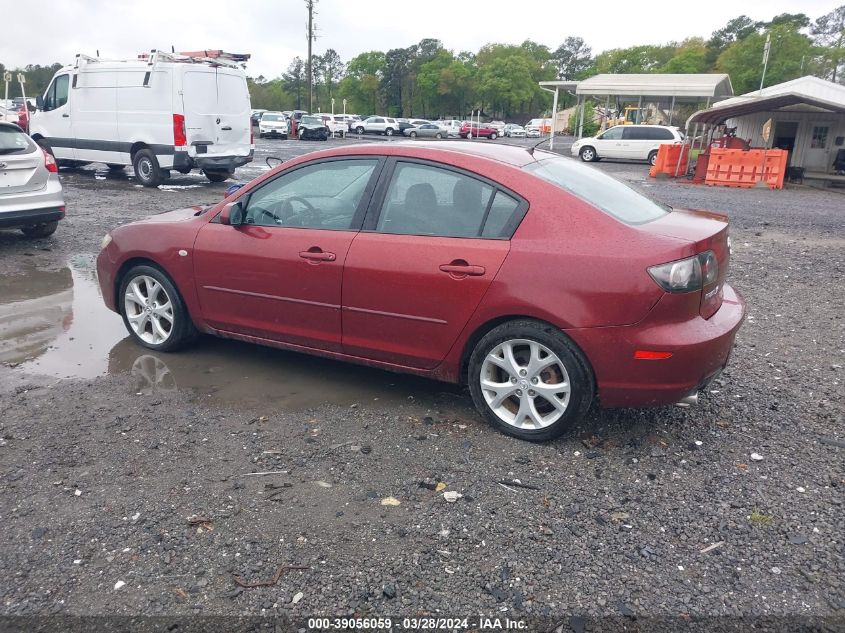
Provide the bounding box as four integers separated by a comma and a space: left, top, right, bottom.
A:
634, 350, 673, 360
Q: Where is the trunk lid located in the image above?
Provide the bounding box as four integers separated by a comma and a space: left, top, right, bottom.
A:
639, 208, 731, 319
0, 130, 47, 196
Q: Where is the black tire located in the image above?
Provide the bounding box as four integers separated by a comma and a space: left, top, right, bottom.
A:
490, 132, 497, 140
579, 146, 597, 162
356, 126, 364, 135
21, 221, 59, 238
648, 150, 659, 166
107, 164, 125, 172
467, 319, 594, 442
118, 264, 197, 352
385, 128, 394, 136
435, 132, 443, 139
132, 149, 162, 187
409, 131, 417, 138
259, 132, 265, 139
204, 170, 229, 183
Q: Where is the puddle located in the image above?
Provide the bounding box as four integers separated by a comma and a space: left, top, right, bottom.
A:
2, 258, 468, 413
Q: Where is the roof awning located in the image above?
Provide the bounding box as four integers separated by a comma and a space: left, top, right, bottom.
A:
688, 93, 845, 125
539, 74, 733, 103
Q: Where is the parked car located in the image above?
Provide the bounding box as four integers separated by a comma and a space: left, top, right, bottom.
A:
313, 114, 347, 136
504, 124, 526, 138
571, 125, 684, 165
525, 118, 552, 137
489, 121, 506, 136
29, 50, 254, 187
436, 119, 462, 138
258, 112, 288, 139
96, 142, 744, 441
525, 126, 541, 138
250, 109, 267, 125
459, 121, 498, 139
354, 116, 400, 136
287, 110, 309, 138
404, 123, 447, 139
0, 121, 66, 237
296, 115, 329, 141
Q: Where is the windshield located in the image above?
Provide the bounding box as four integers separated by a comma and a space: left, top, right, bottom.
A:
262, 114, 284, 121
301, 116, 321, 125
0, 126, 36, 155
523, 154, 670, 225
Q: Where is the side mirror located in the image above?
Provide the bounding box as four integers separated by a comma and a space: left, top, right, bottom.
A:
220, 201, 244, 226
36, 95, 44, 110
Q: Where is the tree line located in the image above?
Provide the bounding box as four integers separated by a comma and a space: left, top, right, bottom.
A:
249, 6, 845, 120
3, 6, 843, 121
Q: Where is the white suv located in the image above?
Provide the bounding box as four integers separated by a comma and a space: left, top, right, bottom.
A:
258, 112, 289, 139
353, 116, 399, 136
571, 125, 683, 165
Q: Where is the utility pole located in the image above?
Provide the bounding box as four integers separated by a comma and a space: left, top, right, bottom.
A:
305, 0, 317, 112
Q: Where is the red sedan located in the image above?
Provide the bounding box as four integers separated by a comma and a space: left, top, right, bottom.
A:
97, 142, 745, 441
459, 122, 499, 139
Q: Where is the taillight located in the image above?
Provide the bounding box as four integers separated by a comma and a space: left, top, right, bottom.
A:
42, 149, 58, 173
173, 114, 187, 147
648, 251, 717, 294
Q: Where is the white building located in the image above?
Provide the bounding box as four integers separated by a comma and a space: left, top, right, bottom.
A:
688, 76, 845, 177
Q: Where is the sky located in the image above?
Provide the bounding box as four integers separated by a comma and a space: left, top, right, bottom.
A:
1, 0, 841, 80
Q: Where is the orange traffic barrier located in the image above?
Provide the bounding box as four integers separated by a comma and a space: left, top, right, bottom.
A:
704, 148, 788, 189
649, 144, 689, 178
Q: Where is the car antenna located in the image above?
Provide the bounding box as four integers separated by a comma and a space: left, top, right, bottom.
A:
526, 137, 550, 156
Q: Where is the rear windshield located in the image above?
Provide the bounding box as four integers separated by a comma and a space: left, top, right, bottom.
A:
0, 126, 36, 155
523, 155, 670, 225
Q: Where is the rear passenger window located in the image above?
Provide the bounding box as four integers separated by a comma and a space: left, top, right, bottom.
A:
376, 162, 500, 238
482, 191, 520, 237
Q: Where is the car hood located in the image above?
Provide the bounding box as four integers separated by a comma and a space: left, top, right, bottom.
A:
136, 206, 208, 224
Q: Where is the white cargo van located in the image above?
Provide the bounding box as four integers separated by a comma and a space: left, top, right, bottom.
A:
30, 50, 254, 187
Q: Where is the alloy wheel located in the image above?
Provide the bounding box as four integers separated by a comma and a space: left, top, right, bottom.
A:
480, 339, 571, 429
123, 275, 175, 345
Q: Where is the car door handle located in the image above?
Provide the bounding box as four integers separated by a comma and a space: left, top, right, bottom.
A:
299, 248, 336, 262
62, 114, 70, 118
439, 261, 486, 276
221, 126, 232, 130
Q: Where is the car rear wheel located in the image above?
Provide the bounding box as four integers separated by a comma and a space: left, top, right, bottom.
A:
119, 265, 196, 352
21, 221, 58, 238
579, 146, 597, 162
385, 128, 394, 136
356, 126, 364, 135
648, 150, 659, 166
468, 319, 594, 441
133, 149, 162, 187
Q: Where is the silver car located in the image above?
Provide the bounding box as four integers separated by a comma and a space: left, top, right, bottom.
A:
0, 122, 65, 237
403, 123, 448, 139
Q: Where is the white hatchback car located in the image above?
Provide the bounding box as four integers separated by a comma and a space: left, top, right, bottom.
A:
0, 122, 65, 237
571, 125, 683, 165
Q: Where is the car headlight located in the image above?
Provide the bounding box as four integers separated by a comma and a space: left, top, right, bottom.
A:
101, 233, 112, 250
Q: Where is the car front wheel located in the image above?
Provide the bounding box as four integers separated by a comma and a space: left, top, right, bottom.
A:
356, 126, 364, 135
490, 132, 497, 140
579, 146, 597, 162
468, 319, 594, 441
385, 128, 394, 136
119, 265, 196, 352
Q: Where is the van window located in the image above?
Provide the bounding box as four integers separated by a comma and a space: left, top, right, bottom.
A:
524, 154, 670, 225
600, 127, 624, 140
43, 75, 70, 111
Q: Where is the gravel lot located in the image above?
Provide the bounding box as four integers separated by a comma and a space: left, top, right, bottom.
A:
0, 135, 843, 631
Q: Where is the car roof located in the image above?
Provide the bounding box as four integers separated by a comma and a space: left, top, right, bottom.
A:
0, 121, 24, 131
298, 140, 538, 168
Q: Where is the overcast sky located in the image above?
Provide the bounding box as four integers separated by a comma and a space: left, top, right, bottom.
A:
2, 0, 841, 79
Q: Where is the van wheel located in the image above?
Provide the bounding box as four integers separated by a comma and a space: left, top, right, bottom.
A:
204, 170, 230, 183
21, 221, 59, 238
648, 150, 659, 166
133, 149, 162, 187
579, 146, 597, 162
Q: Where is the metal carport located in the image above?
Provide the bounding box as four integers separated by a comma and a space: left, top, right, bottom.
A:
539, 74, 733, 148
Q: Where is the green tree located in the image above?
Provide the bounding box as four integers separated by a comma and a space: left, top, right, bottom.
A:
812, 4, 845, 82
662, 38, 709, 73
717, 23, 817, 93
552, 36, 593, 80
282, 57, 305, 110
474, 44, 539, 118
594, 45, 675, 73
706, 15, 761, 65
340, 51, 385, 114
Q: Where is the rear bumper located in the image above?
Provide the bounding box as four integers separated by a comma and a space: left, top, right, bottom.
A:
173, 150, 254, 173
568, 284, 746, 408
0, 206, 65, 228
